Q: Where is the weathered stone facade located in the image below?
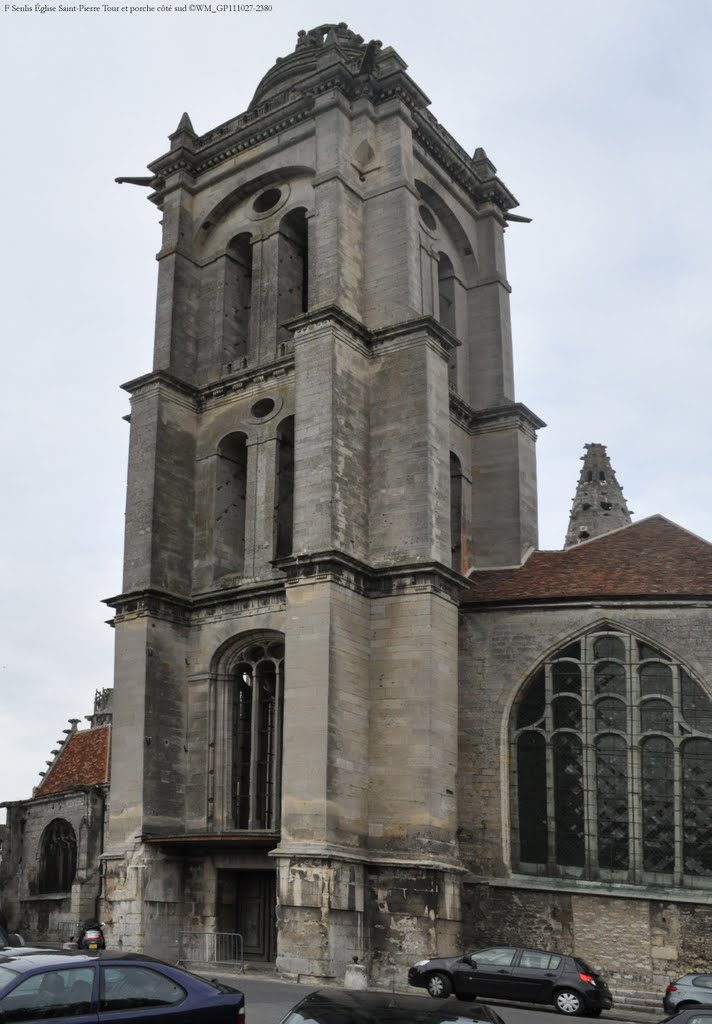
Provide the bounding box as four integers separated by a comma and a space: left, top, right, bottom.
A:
92, 19, 712, 996
0, 692, 112, 943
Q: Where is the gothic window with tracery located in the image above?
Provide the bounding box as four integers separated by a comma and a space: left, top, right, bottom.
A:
511, 627, 712, 887
38, 819, 77, 893
230, 640, 284, 830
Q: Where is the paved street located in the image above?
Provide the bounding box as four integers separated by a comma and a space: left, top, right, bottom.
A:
206, 970, 661, 1024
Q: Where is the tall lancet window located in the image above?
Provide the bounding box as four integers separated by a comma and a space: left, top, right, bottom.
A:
511, 626, 712, 888
231, 640, 285, 830
274, 416, 294, 559
224, 233, 253, 368
277, 208, 308, 344
215, 432, 248, 578
449, 452, 463, 572
437, 251, 457, 387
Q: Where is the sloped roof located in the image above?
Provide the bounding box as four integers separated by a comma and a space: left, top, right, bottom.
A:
464, 516, 712, 605
35, 726, 111, 797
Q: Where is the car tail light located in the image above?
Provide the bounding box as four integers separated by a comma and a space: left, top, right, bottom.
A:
579, 973, 595, 985
666, 985, 678, 993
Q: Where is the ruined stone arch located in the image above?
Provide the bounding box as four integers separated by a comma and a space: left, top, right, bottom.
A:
510, 621, 712, 889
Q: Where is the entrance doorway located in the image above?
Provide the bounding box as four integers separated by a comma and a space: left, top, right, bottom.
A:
216, 869, 277, 962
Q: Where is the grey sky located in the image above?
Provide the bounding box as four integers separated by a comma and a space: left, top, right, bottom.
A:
2, 0, 711, 812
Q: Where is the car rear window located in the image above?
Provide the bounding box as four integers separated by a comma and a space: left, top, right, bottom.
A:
574, 959, 597, 975
0, 967, 18, 987
519, 950, 561, 970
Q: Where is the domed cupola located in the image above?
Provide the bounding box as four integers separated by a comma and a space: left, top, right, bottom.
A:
249, 23, 380, 109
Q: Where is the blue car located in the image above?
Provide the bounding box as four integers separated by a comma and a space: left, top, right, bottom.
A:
0, 948, 245, 1023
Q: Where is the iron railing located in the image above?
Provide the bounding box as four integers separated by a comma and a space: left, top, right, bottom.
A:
178, 931, 244, 972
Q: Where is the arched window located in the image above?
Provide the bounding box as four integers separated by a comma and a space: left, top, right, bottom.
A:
449, 452, 463, 572
274, 416, 294, 559
214, 432, 248, 578
38, 819, 77, 893
230, 639, 285, 830
437, 252, 457, 388
223, 233, 253, 369
277, 208, 308, 344
511, 627, 712, 888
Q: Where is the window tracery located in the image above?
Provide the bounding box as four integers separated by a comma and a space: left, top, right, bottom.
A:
227, 639, 284, 831
511, 627, 712, 887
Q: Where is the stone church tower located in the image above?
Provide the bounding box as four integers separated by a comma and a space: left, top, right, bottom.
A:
104, 22, 543, 978
565, 442, 631, 547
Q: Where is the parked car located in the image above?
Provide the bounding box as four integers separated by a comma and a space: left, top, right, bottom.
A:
661, 1010, 712, 1024
665, 976, 712, 1014
279, 988, 509, 1024
408, 945, 613, 1016
0, 948, 245, 1023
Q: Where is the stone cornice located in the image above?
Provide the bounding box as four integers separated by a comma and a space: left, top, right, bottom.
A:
121, 369, 200, 405
413, 109, 518, 213
286, 306, 459, 362
462, 595, 712, 612
271, 839, 466, 875
102, 588, 193, 625
203, 352, 295, 405
371, 316, 459, 355
104, 580, 288, 625
470, 402, 546, 438
285, 304, 371, 343
275, 549, 465, 604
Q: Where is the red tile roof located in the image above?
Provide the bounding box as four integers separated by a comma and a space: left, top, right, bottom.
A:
464, 516, 712, 605
35, 725, 111, 797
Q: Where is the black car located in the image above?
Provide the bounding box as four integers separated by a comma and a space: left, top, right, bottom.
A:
408, 945, 613, 1016
279, 988, 508, 1024
0, 948, 245, 1023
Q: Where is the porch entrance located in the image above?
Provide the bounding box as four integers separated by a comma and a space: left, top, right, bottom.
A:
216, 869, 277, 962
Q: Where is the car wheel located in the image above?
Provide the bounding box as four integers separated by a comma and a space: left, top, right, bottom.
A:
677, 1004, 701, 1011
426, 973, 453, 999
554, 990, 584, 1015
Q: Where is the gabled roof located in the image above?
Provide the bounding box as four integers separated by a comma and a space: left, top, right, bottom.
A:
35, 726, 111, 797
464, 515, 712, 605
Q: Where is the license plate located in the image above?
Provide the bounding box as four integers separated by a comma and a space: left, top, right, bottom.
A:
88, 943, 98, 949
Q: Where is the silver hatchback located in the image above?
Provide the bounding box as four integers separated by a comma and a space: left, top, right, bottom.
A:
664, 975, 712, 1014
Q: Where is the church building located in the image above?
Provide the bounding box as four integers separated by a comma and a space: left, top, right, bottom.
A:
6, 21, 711, 999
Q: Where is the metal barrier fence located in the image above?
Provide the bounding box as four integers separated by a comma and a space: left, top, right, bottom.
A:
178, 931, 244, 972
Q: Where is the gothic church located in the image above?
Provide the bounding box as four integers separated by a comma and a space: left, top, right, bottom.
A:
4, 22, 712, 997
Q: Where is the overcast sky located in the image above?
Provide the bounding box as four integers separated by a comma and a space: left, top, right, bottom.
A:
1, 0, 711, 812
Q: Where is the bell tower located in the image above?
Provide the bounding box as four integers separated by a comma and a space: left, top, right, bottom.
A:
105, 22, 543, 980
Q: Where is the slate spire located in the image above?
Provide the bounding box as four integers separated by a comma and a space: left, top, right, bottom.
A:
565, 443, 632, 547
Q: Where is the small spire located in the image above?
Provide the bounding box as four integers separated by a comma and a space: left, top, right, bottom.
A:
472, 147, 497, 178
564, 443, 632, 548
169, 112, 197, 153
174, 111, 195, 134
